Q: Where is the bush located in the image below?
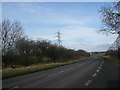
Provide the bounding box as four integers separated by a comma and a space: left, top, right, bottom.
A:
42, 57, 51, 62
2, 38, 90, 67
105, 50, 119, 60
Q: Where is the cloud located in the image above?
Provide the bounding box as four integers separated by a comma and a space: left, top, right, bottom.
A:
60, 26, 116, 51
60, 26, 117, 42
15, 3, 94, 26
22, 10, 92, 26
21, 7, 40, 13
63, 40, 113, 52
88, 42, 113, 52
20, 3, 46, 13
63, 40, 88, 50
3, 2, 117, 52
28, 25, 117, 52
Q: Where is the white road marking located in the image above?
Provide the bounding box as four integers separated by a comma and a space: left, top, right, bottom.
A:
92, 73, 97, 77
92, 60, 103, 78
78, 64, 82, 66
14, 86, 19, 88
96, 70, 99, 72
101, 60, 104, 66
98, 67, 101, 69
99, 60, 104, 68
59, 71, 64, 73
84, 80, 92, 86
64, 68, 73, 71
85, 60, 104, 87
47, 73, 57, 77
47, 68, 73, 77
8, 86, 19, 90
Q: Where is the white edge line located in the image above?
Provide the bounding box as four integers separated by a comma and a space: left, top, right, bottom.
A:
14, 86, 19, 88
47, 73, 56, 77
8, 86, 19, 90
47, 68, 73, 77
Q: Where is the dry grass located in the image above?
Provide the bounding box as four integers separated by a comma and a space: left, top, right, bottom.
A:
2, 57, 89, 79
101, 56, 120, 64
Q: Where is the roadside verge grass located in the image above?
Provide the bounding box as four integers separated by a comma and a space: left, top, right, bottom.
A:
2, 57, 89, 79
101, 56, 120, 64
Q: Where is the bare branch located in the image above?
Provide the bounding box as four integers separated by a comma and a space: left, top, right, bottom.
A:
1, 19, 23, 55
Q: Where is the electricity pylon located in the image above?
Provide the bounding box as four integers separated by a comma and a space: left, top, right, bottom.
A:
55, 30, 62, 46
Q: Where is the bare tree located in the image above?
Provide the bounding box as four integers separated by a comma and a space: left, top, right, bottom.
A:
99, 1, 120, 50
99, 1, 120, 34
1, 19, 23, 55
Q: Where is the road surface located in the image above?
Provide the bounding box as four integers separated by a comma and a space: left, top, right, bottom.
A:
2, 55, 120, 89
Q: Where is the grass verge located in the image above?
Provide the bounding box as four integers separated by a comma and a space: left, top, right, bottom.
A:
101, 56, 120, 64
2, 57, 89, 79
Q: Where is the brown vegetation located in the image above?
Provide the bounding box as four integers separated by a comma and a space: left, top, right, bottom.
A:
1, 19, 90, 68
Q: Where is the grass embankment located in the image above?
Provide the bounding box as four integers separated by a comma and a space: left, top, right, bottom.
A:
2, 57, 89, 79
101, 56, 120, 64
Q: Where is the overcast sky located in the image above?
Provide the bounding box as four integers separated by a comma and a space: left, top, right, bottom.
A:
2, 2, 117, 52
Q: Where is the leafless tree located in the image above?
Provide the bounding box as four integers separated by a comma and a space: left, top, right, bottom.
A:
99, 1, 120, 34
1, 19, 23, 55
99, 1, 120, 50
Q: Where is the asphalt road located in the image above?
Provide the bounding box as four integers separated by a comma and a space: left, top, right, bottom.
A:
2, 55, 120, 89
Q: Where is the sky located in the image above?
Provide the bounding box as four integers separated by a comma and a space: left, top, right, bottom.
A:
2, 2, 118, 52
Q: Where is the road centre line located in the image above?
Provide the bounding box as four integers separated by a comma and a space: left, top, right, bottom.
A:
100, 60, 104, 67
96, 70, 99, 72
85, 60, 104, 87
101, 60, 104, 65
98, 67, 101, 69
92, 61, 103, 78
92, 73, 97, 77
84, 80, 92, 86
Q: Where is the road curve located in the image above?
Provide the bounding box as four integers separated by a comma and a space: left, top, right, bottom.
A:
2, 55, 120, 89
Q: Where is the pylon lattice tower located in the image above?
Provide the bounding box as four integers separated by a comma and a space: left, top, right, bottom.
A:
55, 30, 62, 46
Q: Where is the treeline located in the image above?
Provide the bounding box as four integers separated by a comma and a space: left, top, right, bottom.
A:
3, 38, 90, 67
1, 19, 90, 67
